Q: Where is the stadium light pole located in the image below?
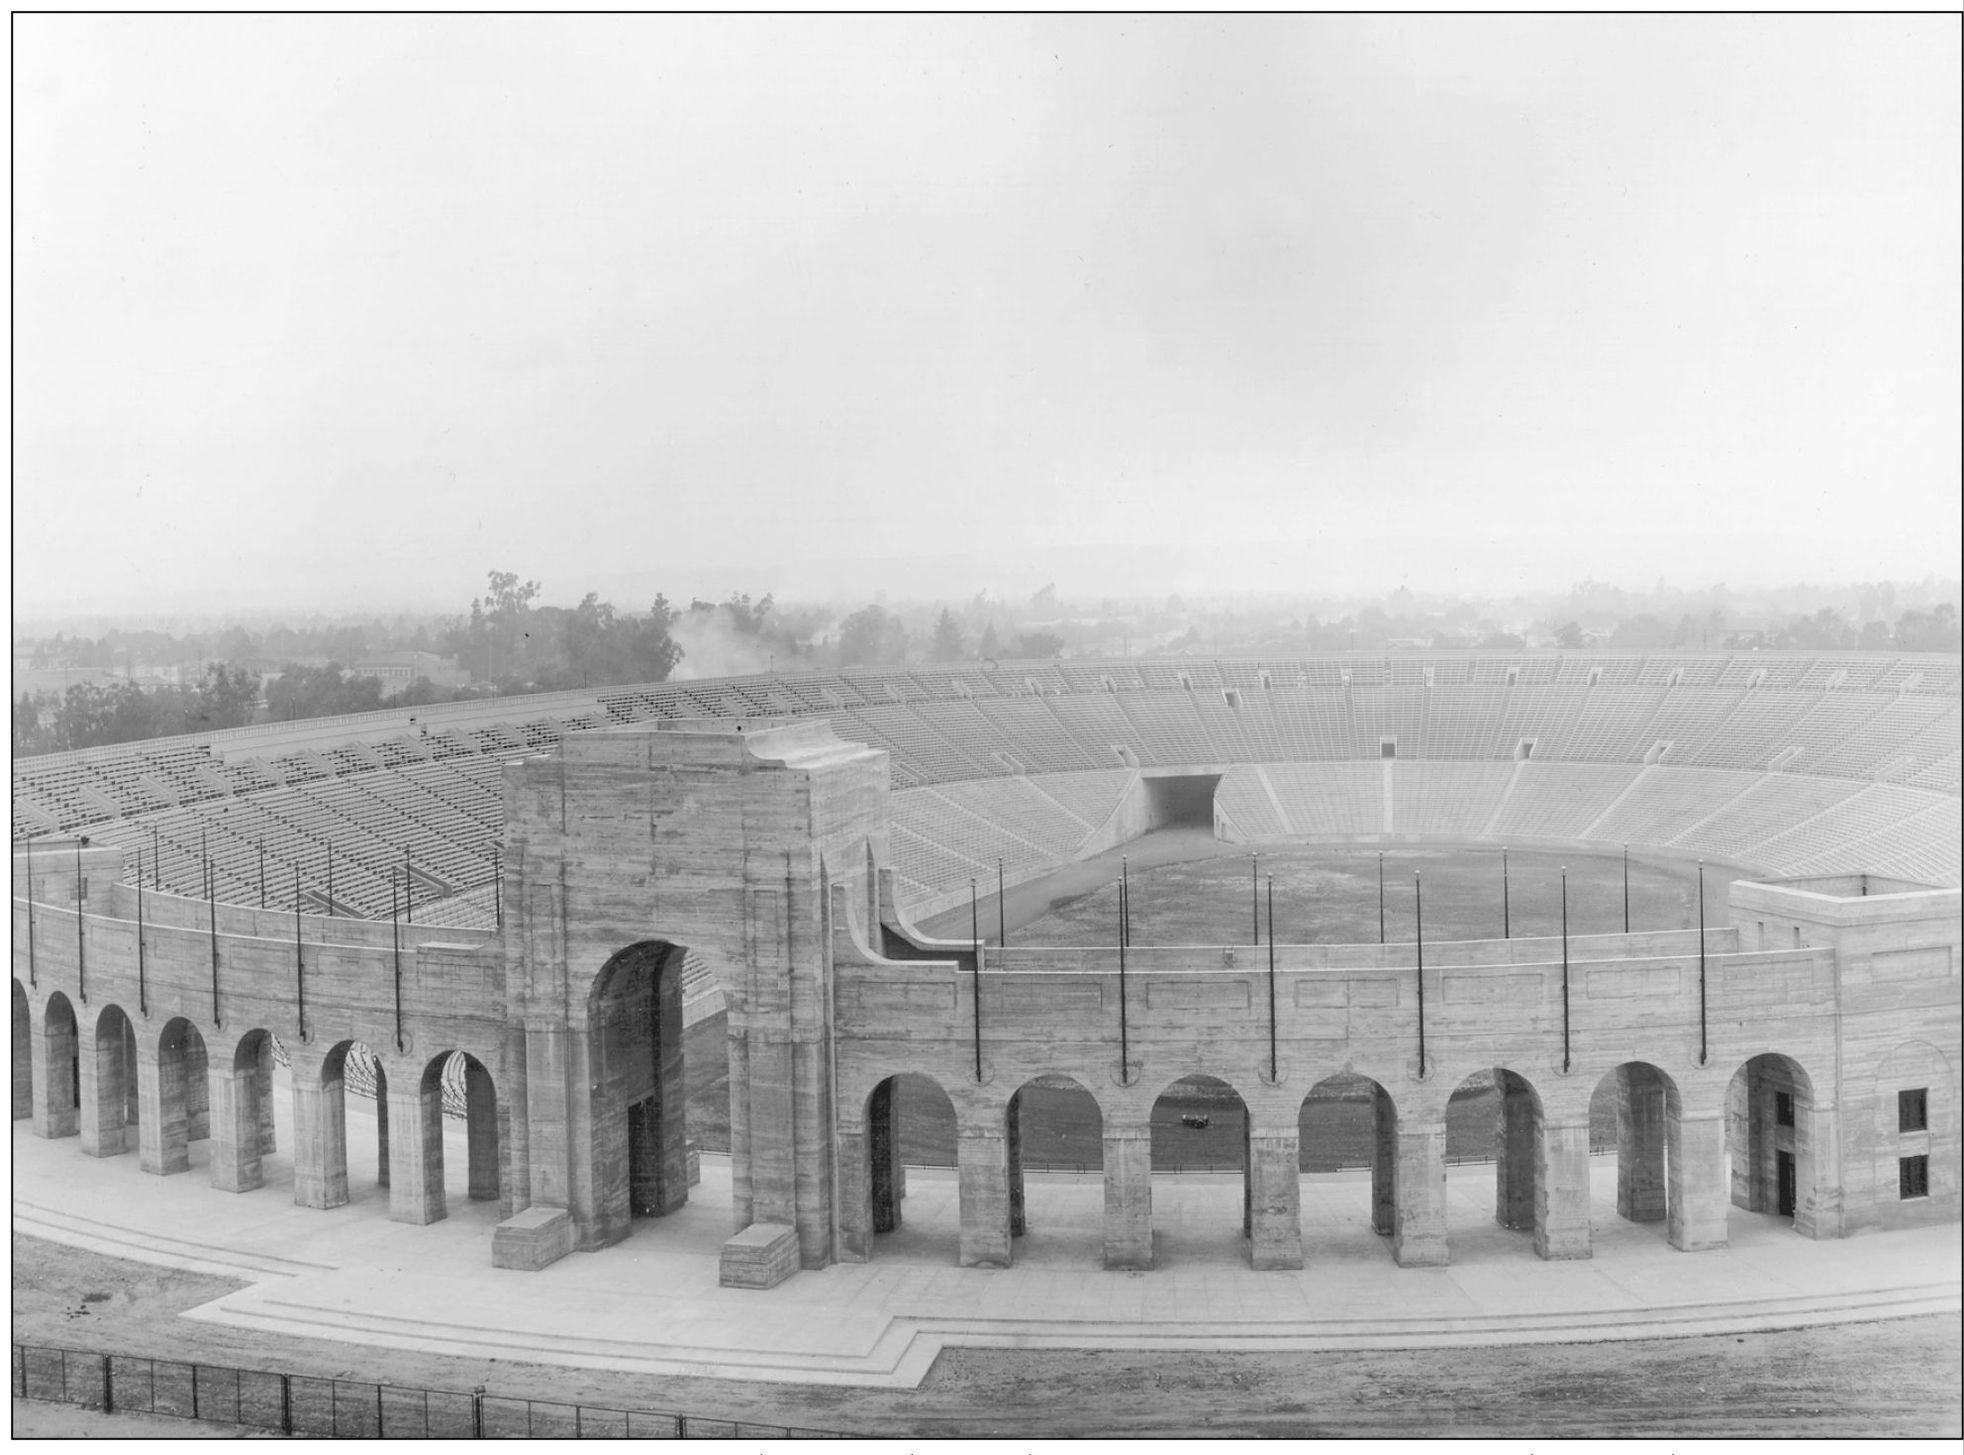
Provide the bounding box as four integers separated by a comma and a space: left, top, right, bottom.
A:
24, 837, 36, 988
970, 879, 983, 1083
206, 842, 221, 1030
1266, 875, 1277, 1083
1378, 852, 1385, 945
259, 841, 266, 909
1414, 871, 1426, 1079
1117, 870, 1130, 1087
151, 824, 160, 889
135, 847, 147, 1016
75, 835, 89, 1004
1502, 847, 1510, 939
294, 866, 305, 1042
1622, 843, 1630, 933
404, 847, 413, 925
1560, 865, 1571, 1075
326, 844, 335, 919
998, 858, 1006, 953
1697, 860, 1708, 1066
1251, 853, 1259, 944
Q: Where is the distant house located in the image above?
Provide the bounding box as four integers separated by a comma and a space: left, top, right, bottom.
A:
349, 651, 470, 691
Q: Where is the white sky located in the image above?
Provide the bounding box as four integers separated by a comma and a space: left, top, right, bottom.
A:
13, 15, 1962, 617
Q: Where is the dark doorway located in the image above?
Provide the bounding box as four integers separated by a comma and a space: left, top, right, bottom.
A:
1776, 1150, 1797, 1218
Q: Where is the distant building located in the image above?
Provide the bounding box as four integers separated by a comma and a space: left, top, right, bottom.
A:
349, 651, 470, 691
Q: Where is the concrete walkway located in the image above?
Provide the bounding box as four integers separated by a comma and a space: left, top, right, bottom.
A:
12, 1096, 1959, 1389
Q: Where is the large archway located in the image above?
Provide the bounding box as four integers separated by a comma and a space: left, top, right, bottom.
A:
585, 940, 692, 1249
1727, 1052, 1822, 1234
299, 1039, 391, 1209
145, 1016, 209, 1175
31, 991, 81, 1141
80, 1002, 139, 1158
1298, 1073, 1397, 1262
864, 1072, 960, 1263
1588, 1061, 1685, 1249
1148, 1074, 1251, 1266
1004, 1074, 1105, 1267
210, 1028, 279, 1193
15, 979, 35, 1122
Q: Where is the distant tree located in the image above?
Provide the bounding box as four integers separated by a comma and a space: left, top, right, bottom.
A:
1017, 631, 1065, 658
1030, 583, 1058, 612
1609, 614, 1675, 650
1553, 621, 1587, 650
930, 608, 964, 662
978, 622, 1000, 660
1480, 632, 1525, 650
836, 605, 908, 667
1896, 603, 1961, 653
1858, 618, 1893, 651
265, 664, 384, 722
189, 663, 261, 731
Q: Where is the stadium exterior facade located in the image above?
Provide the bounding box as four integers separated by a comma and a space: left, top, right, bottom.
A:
12, 653, 1961, 1288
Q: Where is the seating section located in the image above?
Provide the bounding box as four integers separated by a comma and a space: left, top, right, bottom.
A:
15, 653, 1960, 918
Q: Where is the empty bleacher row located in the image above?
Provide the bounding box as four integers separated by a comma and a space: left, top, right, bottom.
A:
14, 655, 1959, 918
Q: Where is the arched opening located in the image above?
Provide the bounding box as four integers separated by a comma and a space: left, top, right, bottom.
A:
81, 1003, 139, 1158
864, 1072, 960, 1263
432, 1050, 502, 1209
210, 1029, 279, 1194
1148, 1073, 1250, 1266
586, 941, 692, 1249
1298, 1073, 1398, 1261
148, 1017, 210, 1175
1587, 1062, 1684, 1247
305, 1040, 390, 1209
32, 991, 81, 1140
1727, 1052, 1820, 1233
14, 980, 34, 1121
1442, 1067, 1554, 1263
1004, 1074, 1104, 1267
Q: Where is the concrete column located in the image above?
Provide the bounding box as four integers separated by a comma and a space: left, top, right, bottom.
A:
208, 1065, 264, 1193
1668, 1111, 1729, 1252
1370, 1086, 1396, 1237
385, 1085, 447, 1225
290, 1068, 349, 1209
1796, 1102, 1843, 1240
835, 1125, 873, 1262
1494, 1074, 1537, 1232
253, 1038, 277, 1155
1535, 1117, 1593, 1261
184, 1037, 209, 1142
958, 1129, 1012, 1268
465, 1060, 500, 1203
136, 1043, 189, 1175
500, 1022, 529, 1219
374, 1061, 391, 1190
29, 1004, 79, 1140
1102, 1129, 1153, 1270
1616, 1065, 1668, 1222
1007, 1091, 1026, 1238
1392, 1121, 1449, 1267
78, 1017, 132, 1157
1248, 1132, 1304, 1270
12, 993, 31, 1121
868, 1078, 898, 1234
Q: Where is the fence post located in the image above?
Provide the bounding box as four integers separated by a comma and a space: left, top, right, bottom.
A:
99, 1353, 113, 1414
190, 1362, 199, 1422
280, 1373, 292, 1436
473, 1385, 485, 1438
376, 1380, 384, 1437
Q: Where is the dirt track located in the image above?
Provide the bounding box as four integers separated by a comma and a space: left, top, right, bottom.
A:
12, 1233, 1958, 1438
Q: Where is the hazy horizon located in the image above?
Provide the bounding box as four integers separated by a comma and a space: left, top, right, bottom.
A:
15, 16, 1961, 620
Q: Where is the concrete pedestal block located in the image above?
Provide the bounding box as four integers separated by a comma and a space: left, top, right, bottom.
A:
719, 1222, 801, 1289
1371, 1087, 1397, 1237
492, 1206, 576, 1271
136, 1052, 189, 1176
1495, 1075, 1537, 1232
208, 1069, 264, 1193
959, 1131, 1013, 1268
1248, 1134, 1303, 1270
1670, 1113, 1730, 1252
1535, 1119, 1593, 1260
1393, 1125, 1449, 1267
386, 1090, 447, 1225
291, 1077, 350, 1209
1103, 1132, 1153, 1270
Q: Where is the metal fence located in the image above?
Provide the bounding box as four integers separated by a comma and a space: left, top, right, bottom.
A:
12, 1342, 851, 1438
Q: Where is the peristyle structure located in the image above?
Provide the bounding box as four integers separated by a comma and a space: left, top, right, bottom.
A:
13, 717, 1960, 1287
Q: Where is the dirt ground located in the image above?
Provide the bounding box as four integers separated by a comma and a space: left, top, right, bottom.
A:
12, 1233, 1958, 1438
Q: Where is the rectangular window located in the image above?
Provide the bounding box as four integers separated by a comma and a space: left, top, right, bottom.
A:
1380, 741, 1396, 759
1775, 1091, 1795, 1127
1899, 1089, 1929, 1133
1900, 1155, 1929, 1199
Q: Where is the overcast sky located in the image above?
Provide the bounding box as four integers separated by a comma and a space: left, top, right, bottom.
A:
14, 15, 1962, 619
